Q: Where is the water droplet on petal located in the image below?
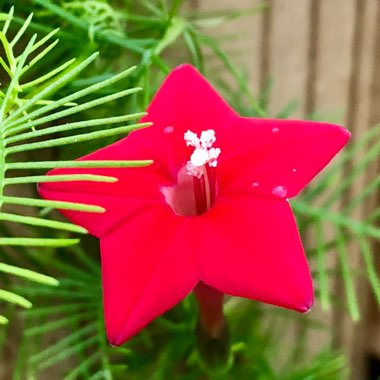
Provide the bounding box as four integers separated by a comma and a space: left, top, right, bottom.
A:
252, 181, 259, 187
164, 125, 174, 134
292, 168, 297, 173
272, 185, 288, 198
272, 127, 280, 134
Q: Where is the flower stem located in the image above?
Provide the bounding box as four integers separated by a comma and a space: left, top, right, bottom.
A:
194, 282, 231, 370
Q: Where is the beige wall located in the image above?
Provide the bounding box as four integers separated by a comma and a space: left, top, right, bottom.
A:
192, 1, 380, 379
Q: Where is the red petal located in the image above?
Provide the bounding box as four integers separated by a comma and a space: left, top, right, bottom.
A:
39, 136, 170, 238
39, 187, 158, 238
199, 194, 313, 312
101, 206, 199, 345
132, 64, 238, 176
218, 117, 350, 198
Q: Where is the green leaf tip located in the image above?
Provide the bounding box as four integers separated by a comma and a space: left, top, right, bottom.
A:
0, 238, 80, 247
0, 289, 32, 309
0, 196, 105, 213
0, 315, 9, 325
0, 263, 59, 286
4, 174, 119, 185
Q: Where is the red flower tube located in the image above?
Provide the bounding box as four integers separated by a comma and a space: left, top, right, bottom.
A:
38, 64, 350, 346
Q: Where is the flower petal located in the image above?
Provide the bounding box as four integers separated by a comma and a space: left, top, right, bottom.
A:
39, 187, 157, 238
133, 64, 238, 176
38, 136, 170, 238
199, 194, 313, 312
100, 206, 199, 345
218, 117, 350, 198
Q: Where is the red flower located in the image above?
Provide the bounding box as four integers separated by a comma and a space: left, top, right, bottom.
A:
39, 64, 350, 346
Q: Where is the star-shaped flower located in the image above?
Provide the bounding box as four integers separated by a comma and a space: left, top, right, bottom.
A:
38, 64, 350, 346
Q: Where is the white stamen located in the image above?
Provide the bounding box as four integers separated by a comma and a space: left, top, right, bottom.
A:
200, 130, 216, 149
191, 148, 209, 167
184, 130, 200, 147
184, 129, 220, 177
208, 147, 221, 167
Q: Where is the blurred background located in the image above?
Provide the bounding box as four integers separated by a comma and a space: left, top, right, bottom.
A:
0, 1, 379, 379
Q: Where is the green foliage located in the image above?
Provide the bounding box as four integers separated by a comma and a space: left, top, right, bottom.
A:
0, 1, 379, 379
0, 7, 150, 325
13, 246, 348, 379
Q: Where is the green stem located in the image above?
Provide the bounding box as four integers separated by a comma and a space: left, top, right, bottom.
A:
194, 282, 225, 337
194, 282, 231, 372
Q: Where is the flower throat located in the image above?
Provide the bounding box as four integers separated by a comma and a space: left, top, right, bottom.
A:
184, 129, 220, 215
161, 129, 220, 216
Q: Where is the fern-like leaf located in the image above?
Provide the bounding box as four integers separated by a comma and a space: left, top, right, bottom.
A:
0, 9, 151, 322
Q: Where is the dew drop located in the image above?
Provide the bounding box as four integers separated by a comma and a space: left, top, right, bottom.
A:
272, 127, 280, 134
252, 181, 259, 187
272, 185, 288, 198
164, 125, 174, 134
292, 168, 297, 173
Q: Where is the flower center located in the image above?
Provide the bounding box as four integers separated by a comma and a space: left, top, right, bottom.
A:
161, 129, 220, 216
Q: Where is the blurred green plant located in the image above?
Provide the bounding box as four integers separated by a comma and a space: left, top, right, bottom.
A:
0, 1, 379, 379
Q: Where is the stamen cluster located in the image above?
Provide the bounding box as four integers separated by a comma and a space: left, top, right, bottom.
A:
184, 129, 221, 178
